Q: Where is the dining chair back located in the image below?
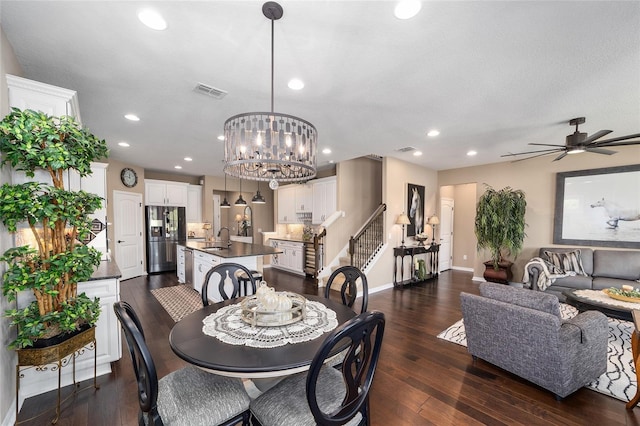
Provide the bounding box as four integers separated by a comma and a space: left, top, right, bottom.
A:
202, 263, 256, 306
113, 301, 251, 426
249, 311, 385, 426
325, 265, 369, 314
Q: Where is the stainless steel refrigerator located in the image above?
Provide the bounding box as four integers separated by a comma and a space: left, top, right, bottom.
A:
146, 206, 186, 273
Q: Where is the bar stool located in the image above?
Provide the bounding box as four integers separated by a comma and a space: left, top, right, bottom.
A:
238, 270, 262, 296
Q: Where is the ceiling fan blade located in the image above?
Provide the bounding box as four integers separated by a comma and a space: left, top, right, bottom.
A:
528, 143, 565, 148
597, 140, 640, 147
553, 152, 568, 162
501, 148, 563, 157
582, 129, 612, 145
586, 147, 616, 155
508, 151, 561, 162
591, 133, 640, 145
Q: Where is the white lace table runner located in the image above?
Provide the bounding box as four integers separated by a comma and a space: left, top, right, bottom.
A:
202, 300, 338, 348
574, 289, 638, 310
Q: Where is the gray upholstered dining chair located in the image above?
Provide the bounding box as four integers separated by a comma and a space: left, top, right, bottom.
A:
324, 265, 369, 314
201, 263, 256, 306
113, 301, 251, 426
250, 310, 385, 426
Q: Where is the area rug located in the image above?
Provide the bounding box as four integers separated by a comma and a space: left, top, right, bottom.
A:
437, 303, 636, 402
151, 284, 201, 322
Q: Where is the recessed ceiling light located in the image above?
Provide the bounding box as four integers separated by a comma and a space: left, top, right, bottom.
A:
394, 0, 422, 19
413, 151, 423, 156
467, 150, 477, 156
427, 130, 440, 137
118, 142, 130, 147
138, 9, 167, 30
217, 135, 225, 141
322, 148, 332, 154
288, 79, 304, 90
184, 157, 193, 162
124, 114, 140, 121
174, 165, 182, 169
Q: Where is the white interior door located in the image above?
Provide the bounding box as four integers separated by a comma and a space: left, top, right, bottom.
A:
212, 194, 221, 238
439, 197, 454, 272
113, 190, 144, 280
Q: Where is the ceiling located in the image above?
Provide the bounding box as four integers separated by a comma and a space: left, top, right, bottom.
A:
2, 1, 639, 178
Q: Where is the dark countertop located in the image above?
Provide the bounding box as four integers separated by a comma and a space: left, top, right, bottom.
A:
185, 241, 282, 258
87, 260, 122, 281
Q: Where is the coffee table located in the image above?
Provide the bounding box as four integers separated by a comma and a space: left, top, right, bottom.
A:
563, 289, 633, 321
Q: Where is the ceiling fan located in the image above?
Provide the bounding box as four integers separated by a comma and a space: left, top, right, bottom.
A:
502, 117, 640, 162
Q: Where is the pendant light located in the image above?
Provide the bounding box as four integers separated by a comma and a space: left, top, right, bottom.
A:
235, 177, 247, 206
252, 181, 266, 204
220, 174, 231, 208
222, 1, 317, 190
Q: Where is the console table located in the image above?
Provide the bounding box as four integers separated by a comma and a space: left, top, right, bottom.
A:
393, 244, 440, 287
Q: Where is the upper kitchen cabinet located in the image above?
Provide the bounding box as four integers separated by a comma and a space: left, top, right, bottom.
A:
312, 177, 337, 224
7, 74, 81, 122
277, 185, 297, 224
295, 184, 313, 213
145, 179, 189, 207
187, 184, 203, 222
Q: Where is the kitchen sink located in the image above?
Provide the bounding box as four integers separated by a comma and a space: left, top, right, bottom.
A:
202, 246, 229, 251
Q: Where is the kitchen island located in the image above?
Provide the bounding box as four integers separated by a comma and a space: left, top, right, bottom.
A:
178, 241, 282, 299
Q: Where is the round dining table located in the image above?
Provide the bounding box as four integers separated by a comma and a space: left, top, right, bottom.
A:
169, 295, 357, 378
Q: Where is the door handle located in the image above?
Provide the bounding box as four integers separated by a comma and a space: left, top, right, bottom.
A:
117, 240, 125, 243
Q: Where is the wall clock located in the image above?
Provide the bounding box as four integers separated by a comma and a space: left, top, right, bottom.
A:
120, 167, 138, 188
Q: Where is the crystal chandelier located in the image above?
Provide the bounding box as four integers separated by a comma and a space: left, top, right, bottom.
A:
223, 1, 317, 190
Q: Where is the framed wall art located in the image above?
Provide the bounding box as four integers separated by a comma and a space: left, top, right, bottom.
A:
406, 183, 425, 237
553, 164, 640, 249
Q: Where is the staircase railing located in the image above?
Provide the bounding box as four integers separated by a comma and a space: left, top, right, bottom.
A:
349, 203, 386, 269
311, 228, 326, 285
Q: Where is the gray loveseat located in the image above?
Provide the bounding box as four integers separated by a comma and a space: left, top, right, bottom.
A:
526, 247, 640, 301
460, 282, 607, 399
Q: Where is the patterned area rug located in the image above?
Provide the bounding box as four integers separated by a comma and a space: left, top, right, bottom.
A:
151, 284, 202, 322
437, 303, 636, 402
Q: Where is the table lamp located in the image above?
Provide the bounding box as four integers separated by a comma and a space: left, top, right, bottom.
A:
202, 222, 212, 241
428, 215, 440, 244
396, 213, 411, 247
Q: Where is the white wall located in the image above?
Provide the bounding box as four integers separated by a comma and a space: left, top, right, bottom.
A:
1, 24, 24, 426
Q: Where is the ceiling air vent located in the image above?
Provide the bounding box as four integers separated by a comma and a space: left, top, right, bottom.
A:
366, 154, 383, 161
396, 146, 416, 153
194, 83, 228, 99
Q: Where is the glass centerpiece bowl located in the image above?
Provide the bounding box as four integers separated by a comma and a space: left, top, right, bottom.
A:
415, 233, 429, 246
241, 282, 307, 326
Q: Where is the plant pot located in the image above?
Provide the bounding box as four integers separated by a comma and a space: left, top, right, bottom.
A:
483, 260, 513, 284
17, 325, 95, 366
32, 323, 92, 349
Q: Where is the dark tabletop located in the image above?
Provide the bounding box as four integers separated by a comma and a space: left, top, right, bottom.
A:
563, 289, 633, 321
169, 295, 357, 378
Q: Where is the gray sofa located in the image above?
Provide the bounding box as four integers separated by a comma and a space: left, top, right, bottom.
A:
460, 282, 607, 399
526, 247, 640, 301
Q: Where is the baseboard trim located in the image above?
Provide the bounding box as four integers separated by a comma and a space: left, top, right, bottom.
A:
368, 283, 394, 295
451, 266, 474, 272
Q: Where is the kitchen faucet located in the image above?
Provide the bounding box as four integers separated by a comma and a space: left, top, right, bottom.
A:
217, 227, 231, 247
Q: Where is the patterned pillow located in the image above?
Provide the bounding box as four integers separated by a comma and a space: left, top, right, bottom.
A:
544, 250, 587, 276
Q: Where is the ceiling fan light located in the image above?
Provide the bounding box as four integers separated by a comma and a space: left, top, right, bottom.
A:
567, 148, 585, 154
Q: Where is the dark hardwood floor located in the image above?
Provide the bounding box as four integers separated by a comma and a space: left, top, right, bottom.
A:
17, 269, 637, 425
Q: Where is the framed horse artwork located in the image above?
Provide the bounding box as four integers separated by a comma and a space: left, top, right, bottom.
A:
407, 183, 425, 237
553, 164, 640, 249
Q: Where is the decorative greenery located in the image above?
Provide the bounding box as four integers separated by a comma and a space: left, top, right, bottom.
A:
607, 287, 640, 299
0, 108, 108, 349
474, 185, 527, 270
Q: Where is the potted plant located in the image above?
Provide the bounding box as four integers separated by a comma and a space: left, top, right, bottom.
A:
0, 108, 108, 349
474, 185, 527, 283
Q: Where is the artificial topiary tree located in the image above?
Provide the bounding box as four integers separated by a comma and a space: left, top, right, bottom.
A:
0, 108, 109, 348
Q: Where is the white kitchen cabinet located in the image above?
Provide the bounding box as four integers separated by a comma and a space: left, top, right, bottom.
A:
312, 177, 337, 224
295, 184, 313, 213
7, 74, 81, 123
270, 240, 304, 275
277, 185, 298, 223
193, 251, 220, 294
177, 245, 186, 283
187, 184, 203, 222
145, 179, 189, 206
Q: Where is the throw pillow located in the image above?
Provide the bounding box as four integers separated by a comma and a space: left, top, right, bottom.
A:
544, 250, 587, 276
